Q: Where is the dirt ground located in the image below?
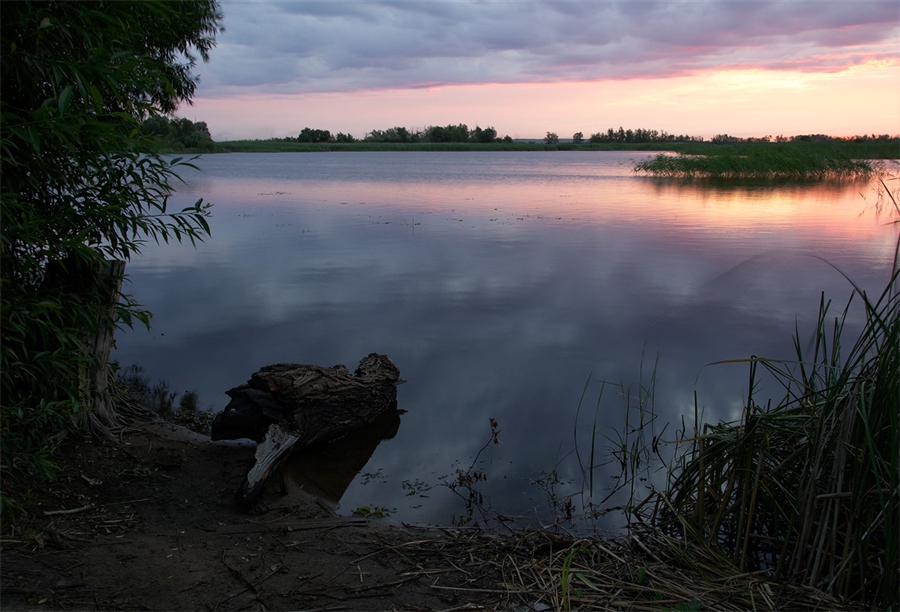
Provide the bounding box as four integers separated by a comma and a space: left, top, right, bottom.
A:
1, 420, 537, 611
1, 418, 860, 612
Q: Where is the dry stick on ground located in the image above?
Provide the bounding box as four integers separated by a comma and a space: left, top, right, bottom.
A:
42, 504, 94, 516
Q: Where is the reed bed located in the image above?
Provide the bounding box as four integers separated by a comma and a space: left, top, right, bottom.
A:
633, 177, 899, 609
634, 149, 877, 179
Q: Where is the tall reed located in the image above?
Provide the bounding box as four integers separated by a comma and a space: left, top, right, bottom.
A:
572, 354, 664, 523
648, 178, 899, 608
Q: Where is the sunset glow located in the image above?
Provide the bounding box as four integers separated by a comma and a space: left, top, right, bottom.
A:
185, 1, 900, 142
191, 63, 900, 142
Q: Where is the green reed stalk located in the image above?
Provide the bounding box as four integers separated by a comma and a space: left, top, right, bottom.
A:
573, 375, 605, 502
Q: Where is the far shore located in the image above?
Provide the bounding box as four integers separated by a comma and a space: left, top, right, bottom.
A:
190, 138, 900, 158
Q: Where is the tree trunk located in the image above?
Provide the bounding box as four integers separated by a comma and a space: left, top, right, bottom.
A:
76, 259, 126, 436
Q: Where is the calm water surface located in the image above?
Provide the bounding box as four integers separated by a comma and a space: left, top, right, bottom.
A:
114, 152, 897, 530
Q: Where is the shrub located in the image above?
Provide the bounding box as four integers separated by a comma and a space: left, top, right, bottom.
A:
0, 0, 222, 519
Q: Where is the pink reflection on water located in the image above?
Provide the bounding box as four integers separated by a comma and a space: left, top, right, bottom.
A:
198, 171, 896, 256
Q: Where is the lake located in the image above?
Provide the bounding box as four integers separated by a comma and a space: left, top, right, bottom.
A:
113, 151, 898, 531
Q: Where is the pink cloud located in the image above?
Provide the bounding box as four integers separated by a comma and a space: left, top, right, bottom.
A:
196, 1, 899, 96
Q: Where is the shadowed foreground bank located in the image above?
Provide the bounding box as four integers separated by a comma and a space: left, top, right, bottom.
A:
1, 420, 855, 611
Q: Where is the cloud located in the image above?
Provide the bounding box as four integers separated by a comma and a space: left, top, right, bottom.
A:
195, 0, 899, 96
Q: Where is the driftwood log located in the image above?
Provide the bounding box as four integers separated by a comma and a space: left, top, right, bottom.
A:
211, 353, 401, 509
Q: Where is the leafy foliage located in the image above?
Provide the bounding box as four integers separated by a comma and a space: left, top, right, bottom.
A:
363, 123, 503, 144
365, 126, 417, 143
0, 0, 223, 517
297, 126, 333, 143
589, 126, 699, 144
142, 115, 215, 152
424, 123, 472, 143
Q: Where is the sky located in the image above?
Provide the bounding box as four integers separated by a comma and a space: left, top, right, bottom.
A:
183, 0, 900, 141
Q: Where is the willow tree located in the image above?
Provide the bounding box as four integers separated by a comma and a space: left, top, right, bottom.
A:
0, 1, 223, 508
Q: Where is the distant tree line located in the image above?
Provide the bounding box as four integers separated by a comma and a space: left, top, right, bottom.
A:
708, 132, 898, 144
151, 119, 898, 149
273, 124, 514, 144
556, 128, 898, 146
294, 127, 356, 143
365, 124, 512, 143
584, 127, 701, 144
141, 116, 215, 152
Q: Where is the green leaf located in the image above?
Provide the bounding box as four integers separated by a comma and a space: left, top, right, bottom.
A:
9, 126, 40, 153
88, 84, 104, 108
58, 85, 74, 115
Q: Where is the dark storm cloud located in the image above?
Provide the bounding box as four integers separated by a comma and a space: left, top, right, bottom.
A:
199, 0, 899, 94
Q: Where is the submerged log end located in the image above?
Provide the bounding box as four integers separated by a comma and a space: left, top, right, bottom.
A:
236, 423, 301, 510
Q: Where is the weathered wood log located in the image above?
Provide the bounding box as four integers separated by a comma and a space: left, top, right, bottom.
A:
211, 353, 401, 509
236, 423, 300, 506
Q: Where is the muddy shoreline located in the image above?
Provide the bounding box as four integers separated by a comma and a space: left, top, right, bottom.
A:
1, 421, 517, 610
1, 420, 856, 611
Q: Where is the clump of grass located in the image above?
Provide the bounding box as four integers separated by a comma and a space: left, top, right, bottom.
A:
641, 178, 899, 608
635, 146, 878, 179
115, 364, 213, 435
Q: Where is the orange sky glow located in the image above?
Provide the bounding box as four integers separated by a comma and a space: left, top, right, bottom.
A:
191, 61, 900, 142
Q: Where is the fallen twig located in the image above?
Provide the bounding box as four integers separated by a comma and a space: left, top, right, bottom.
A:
43, 504, 94, 516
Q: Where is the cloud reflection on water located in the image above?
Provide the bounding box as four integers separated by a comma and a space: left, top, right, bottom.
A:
115, 152, 894, 528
